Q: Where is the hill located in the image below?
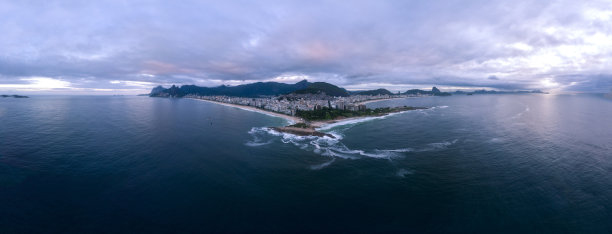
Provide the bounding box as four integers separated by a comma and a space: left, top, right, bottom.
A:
403, 87, 451, 96
151, 80, 311, 97
291, 82, 350, 97
353, 88, 394, 96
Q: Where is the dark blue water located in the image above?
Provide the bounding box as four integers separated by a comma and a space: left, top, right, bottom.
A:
1, 94, 611, 233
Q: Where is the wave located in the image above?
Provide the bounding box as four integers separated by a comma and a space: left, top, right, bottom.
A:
396, 168, 414, 177
310, 158, 336, 170
380, 139, 458, 153
247, 127, 459, 163
316, 110, 415, 131
245, 105, 457, 168
244, 127, 279, 147
245, 139, 274, 147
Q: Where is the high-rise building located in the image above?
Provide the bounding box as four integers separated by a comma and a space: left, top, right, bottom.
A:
336, 102, 345, 110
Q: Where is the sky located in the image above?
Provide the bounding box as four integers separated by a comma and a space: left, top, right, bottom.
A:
1, 0, 612, 94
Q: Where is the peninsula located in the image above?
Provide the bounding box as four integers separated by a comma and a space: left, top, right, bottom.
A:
150, 80, 437, 137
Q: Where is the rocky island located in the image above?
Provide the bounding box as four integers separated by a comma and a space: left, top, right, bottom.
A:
1, 95, 29, 98
270, 123, 336, 138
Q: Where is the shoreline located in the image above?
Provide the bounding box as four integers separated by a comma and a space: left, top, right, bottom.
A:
189, 98, 304, 124
190, 97, 395, 128
187, 97, 422, 138
356, 97, 407, 105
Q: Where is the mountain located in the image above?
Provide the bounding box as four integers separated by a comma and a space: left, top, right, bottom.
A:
403, 87, 451, 96
151, 80, 311, 97
291, 82, 350, 97
353, 88, 394, 96
431, 86, 451, 96
150, 85, 166, 96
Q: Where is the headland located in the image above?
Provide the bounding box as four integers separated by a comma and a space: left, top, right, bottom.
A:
190, 98, 304, 124
189, 97, 426, 138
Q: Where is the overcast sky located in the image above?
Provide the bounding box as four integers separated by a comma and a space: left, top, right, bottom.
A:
1, 0, 612, 94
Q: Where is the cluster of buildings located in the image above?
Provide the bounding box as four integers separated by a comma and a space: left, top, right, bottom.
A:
184, 94, 397, 116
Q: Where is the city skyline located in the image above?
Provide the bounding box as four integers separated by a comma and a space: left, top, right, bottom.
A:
1, 0, 612, 94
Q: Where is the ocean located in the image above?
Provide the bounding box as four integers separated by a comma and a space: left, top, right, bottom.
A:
1, 94, 611, 232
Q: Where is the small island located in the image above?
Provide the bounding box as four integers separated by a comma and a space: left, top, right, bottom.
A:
270, 123, 336, 138
1, 95, 29, 98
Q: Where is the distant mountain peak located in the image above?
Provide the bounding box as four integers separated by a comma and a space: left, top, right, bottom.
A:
291, 82, 349, 97
354, 88, 394, 96
150, 80, 313, 97
403, 87, 451, 96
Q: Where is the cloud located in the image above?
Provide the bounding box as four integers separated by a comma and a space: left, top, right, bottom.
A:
0, 0, 611, 93
0, 77, 71, 90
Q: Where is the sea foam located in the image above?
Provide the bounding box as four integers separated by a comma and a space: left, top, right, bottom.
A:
316, 110, 412, 131
245, 106, 458, 168
247, 126, 459, 165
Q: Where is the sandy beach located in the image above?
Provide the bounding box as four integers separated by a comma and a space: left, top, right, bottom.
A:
189, 98, 304, 124
356, 97, 407, 105
186, 97, 424, 139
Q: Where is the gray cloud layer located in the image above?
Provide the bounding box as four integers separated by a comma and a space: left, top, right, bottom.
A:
1, 0, 612, 93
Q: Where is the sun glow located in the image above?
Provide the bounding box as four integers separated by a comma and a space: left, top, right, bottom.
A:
0, 77, 72, 90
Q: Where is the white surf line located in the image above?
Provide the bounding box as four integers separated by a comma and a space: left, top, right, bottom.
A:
188, 98, 303, 124
355, 97, 408, 105
314, 109, 413, 131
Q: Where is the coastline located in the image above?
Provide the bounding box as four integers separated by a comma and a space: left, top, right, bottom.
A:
188, 97, 422, 138
356, 97, 406, 105
189, 98, 304, 124
190, 98, 400, 129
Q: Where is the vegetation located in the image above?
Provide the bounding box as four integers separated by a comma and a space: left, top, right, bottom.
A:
292, 82, 349, 97
150, 80, 454, 99
354, 88, 394, 96
403, 86, 451, 96
288, 122, 311, 128
151, 80, 311, 97
295, 106, 420, 121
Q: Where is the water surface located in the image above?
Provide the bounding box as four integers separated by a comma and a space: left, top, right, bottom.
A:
1, 94, 611, 232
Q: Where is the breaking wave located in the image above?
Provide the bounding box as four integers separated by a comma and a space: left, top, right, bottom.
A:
244, 127, 276, 147
316, 109, 418, 131
246, 127, 459, 162
245, 106, 457, 169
